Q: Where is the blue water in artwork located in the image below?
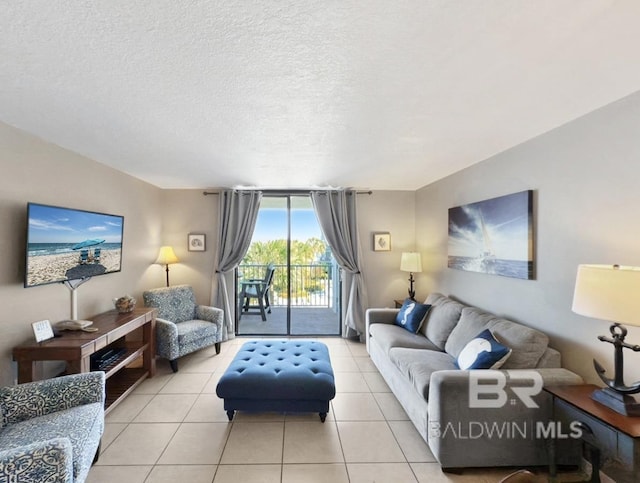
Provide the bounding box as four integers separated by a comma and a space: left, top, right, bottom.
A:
28, 242, 122, 257
448, 256, 533, 280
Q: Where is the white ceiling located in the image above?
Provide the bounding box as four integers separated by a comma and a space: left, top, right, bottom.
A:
2, 1, 640, 191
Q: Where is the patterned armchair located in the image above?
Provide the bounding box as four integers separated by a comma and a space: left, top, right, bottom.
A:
143, 285, 224, 372
0, 371, 105, 483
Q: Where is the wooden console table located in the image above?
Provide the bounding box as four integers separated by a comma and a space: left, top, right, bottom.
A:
13, 307, 156, 413
546, 384, 640, 483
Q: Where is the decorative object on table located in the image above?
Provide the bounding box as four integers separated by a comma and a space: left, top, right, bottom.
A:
31, 319, 54, 342
373, 232, 391, 251
155, 246, 179, 287
113, 295, 137, 313
188, 233, 206, 252
572, 264, 640, 416
456, 329, 512, 370
400, 251, 422, 300
448, 190, 534, 280
394, 298, 431, 333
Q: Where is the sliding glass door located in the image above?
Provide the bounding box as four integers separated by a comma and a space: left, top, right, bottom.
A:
236, 195, 340, 336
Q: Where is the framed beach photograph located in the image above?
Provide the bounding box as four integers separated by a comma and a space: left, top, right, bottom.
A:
373, 232, 391, 252
188, 233, 206, 252
447, 190, 534, 280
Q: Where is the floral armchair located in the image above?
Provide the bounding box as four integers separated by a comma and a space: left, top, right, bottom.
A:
143, 284, 224, 372
0, 371, 105, 483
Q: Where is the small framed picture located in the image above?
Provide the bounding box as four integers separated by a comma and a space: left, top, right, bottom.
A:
32, 319, 54, 342
373, 232, 391, 251
188, 233, 206, 252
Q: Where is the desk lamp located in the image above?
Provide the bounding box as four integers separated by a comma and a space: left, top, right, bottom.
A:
572, 264, 640, 416
400, 252, 422, 300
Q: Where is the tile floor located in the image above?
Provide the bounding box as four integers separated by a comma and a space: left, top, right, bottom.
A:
86, 337, 548, 483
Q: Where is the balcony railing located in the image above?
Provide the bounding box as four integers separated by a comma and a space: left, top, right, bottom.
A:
238, 263, 338, 308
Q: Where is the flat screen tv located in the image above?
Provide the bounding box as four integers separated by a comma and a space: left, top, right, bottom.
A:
25, 202, 124, 288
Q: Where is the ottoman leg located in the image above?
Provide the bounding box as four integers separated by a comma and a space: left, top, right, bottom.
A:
226, 410, 235, 421
319, 412, 327, 423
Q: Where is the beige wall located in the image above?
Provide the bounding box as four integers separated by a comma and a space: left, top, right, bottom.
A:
155, 189, 416, 311
0, 122, 164, 386
414, 90, 640, 385
157, 189, 220, 303
358, 191, 417, 307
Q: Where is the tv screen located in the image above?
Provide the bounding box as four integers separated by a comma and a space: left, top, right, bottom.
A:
25, 203, 124, 288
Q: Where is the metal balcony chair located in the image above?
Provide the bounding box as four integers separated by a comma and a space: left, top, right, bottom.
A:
239, 264, 276, 321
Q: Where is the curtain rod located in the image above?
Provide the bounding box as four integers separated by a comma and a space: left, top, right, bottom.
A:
203, 189, 372, 196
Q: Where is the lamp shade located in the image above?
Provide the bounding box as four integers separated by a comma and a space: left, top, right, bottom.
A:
572, 264, 640, 327
400, 252, 422, 273
155, 246, 179, 265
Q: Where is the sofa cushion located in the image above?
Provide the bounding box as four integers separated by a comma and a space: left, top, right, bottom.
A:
369, 324, 441, 355
395, 299, 431, 333
389, 347, 457, 399
420, 293, 465, 350
0, 402, 103, 480
456, 329, 512, 370
488, 319, 549, 369
445, 307, 549, 369
445, 307, 495, 358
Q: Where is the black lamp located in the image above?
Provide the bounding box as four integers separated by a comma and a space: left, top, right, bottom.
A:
572, 264, 640, 416
400, 252, 422, 300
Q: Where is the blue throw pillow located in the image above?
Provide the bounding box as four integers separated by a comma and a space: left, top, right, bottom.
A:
456, 329, 512, 370
395, 299, 431, 333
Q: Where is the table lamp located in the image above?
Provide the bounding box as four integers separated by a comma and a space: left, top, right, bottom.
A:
155, 246, 179, 287
572, 264, 640, 416
400, 252, 422, 300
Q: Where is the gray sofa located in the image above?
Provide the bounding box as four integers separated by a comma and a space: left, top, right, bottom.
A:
366, 293, 583, 470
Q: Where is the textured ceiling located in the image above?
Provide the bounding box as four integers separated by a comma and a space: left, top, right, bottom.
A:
2, 1, 640, 190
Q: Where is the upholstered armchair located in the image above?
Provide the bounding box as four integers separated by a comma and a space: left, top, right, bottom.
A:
0, 371, 105, 483
143, 284, 224, 372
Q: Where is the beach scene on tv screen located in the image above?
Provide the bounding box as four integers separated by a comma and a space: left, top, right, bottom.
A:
26, 204, 123, 287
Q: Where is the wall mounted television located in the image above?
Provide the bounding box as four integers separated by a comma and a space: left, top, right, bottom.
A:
25, 202, 124, 288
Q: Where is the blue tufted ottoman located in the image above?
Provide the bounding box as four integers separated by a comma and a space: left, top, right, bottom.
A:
216, 340, 336, 422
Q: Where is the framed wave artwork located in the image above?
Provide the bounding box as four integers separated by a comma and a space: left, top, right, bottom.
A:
448, 190, 534, 280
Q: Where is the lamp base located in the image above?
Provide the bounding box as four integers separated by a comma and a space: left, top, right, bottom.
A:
591, 387, 640, 417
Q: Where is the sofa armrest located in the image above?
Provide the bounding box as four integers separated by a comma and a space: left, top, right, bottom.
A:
0, 438, 74, 482
427, 368, 583, 468
0, 372, 105, 425
428, 368, 583, 422
365, 308, 400, 353
366, 308, 399, 326
156, 318, 179, 360
195, 305, 224, 334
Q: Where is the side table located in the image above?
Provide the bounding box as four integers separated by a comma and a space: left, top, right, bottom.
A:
546, 384, 640, 483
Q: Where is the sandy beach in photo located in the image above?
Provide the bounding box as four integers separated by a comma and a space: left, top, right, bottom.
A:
26, 249, 121, 286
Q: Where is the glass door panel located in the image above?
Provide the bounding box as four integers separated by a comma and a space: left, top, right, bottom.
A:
236, 195, 340, 336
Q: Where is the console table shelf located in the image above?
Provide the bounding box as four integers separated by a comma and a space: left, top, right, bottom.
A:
104, 367, 148, 408
13, 308, 156, 414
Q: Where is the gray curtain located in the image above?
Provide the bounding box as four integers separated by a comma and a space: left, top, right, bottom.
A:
211, 189, 262, 340
310, 189, 368, 339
